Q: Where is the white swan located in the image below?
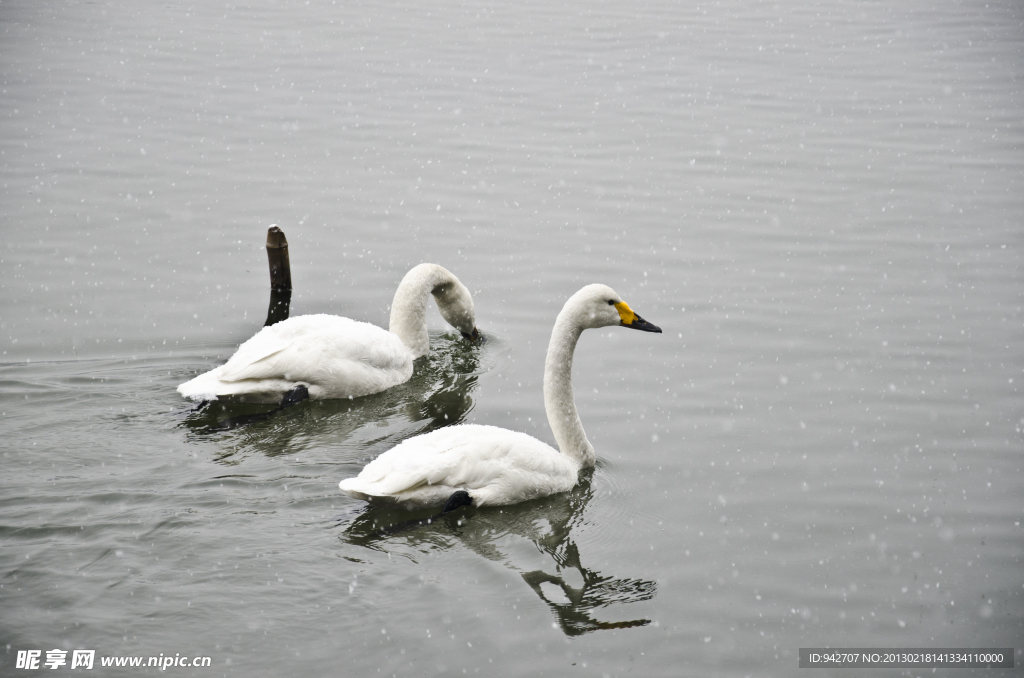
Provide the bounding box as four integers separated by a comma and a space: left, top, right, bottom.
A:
338, 284, 661, 509
177, 263, 479, 404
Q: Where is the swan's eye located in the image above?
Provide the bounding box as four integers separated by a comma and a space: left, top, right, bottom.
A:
607, 300, 615, 305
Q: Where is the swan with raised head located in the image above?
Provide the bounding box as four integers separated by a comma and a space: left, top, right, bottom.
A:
177, 263, 480, 404
338, 283, 661, 510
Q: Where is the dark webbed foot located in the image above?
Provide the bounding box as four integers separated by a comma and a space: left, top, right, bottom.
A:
279, 384, 309, 408
441, 490, 473, 514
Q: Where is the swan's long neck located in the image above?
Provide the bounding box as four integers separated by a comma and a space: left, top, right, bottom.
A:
543, 310, 595, 469
388, 264, 463, 358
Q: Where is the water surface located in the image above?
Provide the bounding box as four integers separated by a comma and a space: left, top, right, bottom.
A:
2, 0, 1022, 675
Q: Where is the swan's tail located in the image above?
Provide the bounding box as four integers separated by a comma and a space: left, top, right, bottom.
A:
177, 370, 223, 402
176, 366, 291, 404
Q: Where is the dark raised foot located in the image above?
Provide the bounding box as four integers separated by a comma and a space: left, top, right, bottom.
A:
441, 490, 473, 514
279, 384, 309, 408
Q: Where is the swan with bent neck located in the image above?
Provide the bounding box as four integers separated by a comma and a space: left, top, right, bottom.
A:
177, 263, 479, 404
338, 284, 661, 509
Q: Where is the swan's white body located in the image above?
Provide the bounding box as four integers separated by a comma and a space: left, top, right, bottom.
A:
176, 315, 414, 403
177, 263, 478, 404
340, 425, 578, 508
339, 284, 661, 508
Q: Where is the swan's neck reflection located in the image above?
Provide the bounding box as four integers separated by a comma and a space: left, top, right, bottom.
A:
342, 469, 656, 636
520, 538, 654, 635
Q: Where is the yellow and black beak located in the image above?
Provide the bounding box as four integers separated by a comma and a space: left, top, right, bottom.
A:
460, 327, 482, 342
614, 302, 662, 333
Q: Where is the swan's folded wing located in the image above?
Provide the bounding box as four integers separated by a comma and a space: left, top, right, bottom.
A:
346, 434, 465, 496
218, 315, 408, 385
218, 334, 294, 382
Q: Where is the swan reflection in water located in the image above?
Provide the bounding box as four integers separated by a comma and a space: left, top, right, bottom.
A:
341, 468, 656, 636
179, 332, 494, 460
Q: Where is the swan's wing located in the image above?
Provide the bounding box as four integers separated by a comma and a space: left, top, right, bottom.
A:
218, 330, 294, 382
349, 428, 476, 494
218, 315, 408, 384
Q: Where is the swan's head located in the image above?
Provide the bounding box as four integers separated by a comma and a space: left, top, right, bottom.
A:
432, 278, 480, 342
567, 284, 663, 333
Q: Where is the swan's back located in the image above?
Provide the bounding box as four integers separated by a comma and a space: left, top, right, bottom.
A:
339, 424, 579, 508
177, 314, 413, 403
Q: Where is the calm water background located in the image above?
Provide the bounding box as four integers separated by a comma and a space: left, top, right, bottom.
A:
2, 0, 1022, 675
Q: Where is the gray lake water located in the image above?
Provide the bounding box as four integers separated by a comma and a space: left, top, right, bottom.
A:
2, 0, 1022, 675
